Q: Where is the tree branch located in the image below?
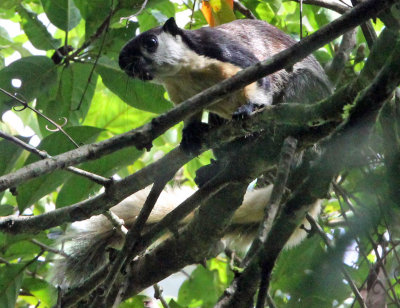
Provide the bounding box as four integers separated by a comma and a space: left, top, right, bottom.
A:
0, 148, 191, 234
255, 137, 298, 308
291, 0, 350, 14
326, 29, 357, 85
233, 0, 256, 19
350, 0, 377, 48
94, 176, 172, 307
0, 130, 111, 186
242, 137, 297, 267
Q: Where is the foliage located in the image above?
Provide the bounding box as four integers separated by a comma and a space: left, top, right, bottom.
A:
0, 0, 400, 307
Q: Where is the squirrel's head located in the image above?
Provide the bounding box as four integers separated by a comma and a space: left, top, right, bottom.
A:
119, 17, 188, 83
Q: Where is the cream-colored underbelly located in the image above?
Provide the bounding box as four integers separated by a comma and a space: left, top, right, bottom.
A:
161, 60, 271, 119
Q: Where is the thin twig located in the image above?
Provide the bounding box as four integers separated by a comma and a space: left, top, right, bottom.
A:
154, 284, 170, 308
103, 210, 128, 236
30, 239, 69, 258
350, 0, 377, 48
299, 0, 303, 39
332, 185, 397, 305
189, 0, 197, 29
56, 287, 63, 308
61, 178, 230, 308
305, 214, 367, 308
88, 176, 172, 307
0, 88, 79, 148
233, 0, 256, 19
266, 293, 277, 308
291, 0, 350, 14
326, 28, 357, 85
0, 130, 111, 186
255, 137, 298, 308
120, 0, 149, 21
111, 262, 131, 308
75, 1, 114, 110
338, 0, 352, 7
68, 11, 114, 60
243, 137, 298, 267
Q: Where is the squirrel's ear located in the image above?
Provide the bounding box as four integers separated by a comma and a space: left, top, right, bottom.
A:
162, 17, 180, 36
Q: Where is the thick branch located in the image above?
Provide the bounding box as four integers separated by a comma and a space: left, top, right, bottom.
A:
92, 177, 172, 307
242, 137, 297, 267
0, 148, 190, 234
326, 29, 357, 85
255, 137, 298, 308
350, 0, 377, 48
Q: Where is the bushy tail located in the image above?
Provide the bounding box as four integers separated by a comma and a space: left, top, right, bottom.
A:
53, 185, 320, 287
53, 186, 195, 287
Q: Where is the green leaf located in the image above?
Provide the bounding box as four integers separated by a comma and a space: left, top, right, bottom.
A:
17, 5, 61, 51
96, 56, 173, 114
169, 299, 185, 308
314, 49, 333, 65
22, 278, 57, 307
36, 62, 98, 134
119, 295, 149, 308
208, 258, 233, 287
0, 264, 24, 308
40, 0, 81, 31
0, 25, 13, 46
137, 12, 160, 32
0, 27, 32, 59
271, 238, 349, 307
0, 205, 14, 216
56, 145, 143, 207
178, 265, 219, 308
0, 0, 17, 10
152, 0, 176, 21
255, 3, 275, 22
5, 241, 41, 260
0, 56, 58, 115
0, 137, 27, 176
77, 0, 113, 40
268, 0, 282, 13
83, 81, 155, 134
16, 126, 103, 211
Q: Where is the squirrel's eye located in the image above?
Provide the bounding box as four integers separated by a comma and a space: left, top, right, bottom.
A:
142, 35, 158, 52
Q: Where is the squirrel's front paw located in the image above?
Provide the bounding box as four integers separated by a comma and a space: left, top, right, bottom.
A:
181, 121, 209, 155
232, 103, 258, 120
